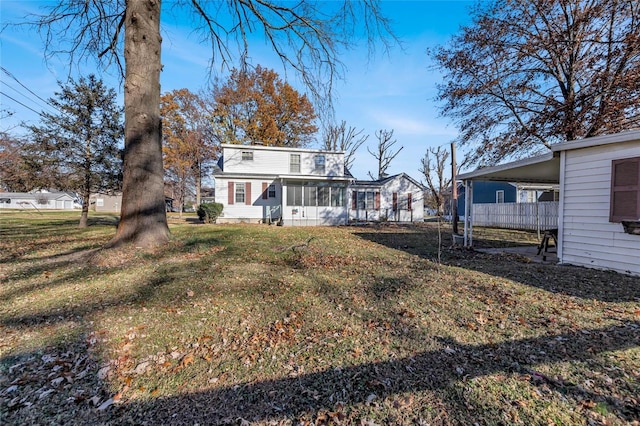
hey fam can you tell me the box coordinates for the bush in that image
[197,202,223,223]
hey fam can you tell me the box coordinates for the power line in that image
[0,66,60,113]
[0,91,44,117]
[1,80,56,116]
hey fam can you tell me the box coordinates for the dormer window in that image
[290,154,301,173]
[315,155,326,173]
[242,151,253,161]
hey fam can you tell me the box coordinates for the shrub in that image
[197,202,223,223]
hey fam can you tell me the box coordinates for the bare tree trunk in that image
[79,189,90,228]
[195,166,202,207]
[110,0,169,248]
[79,140,91,228]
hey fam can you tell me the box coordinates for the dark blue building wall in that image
[458,181,516,213]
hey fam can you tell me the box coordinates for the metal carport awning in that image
[457,152,561,247]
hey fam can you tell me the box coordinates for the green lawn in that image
[1,211,638,425]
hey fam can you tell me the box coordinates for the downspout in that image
[557,152,566,264]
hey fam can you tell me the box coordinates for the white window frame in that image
[268,184,276,198]
[496,190,505,203]
[241,151,253,161]
[290,154,301,173]
[235,183,246,204]
[314,155,326,173]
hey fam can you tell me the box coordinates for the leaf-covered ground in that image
[1,212,638,425]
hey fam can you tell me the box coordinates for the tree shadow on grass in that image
[100,323,640,424]
[2,317,638,425]
[2,224,638,424]
[354,229,640,303]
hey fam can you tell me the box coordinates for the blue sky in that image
[0,1,474,182]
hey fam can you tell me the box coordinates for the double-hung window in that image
[314,155,325,173]
[241,151,253,161]
[235,183,245,204]
[290,154,301,173]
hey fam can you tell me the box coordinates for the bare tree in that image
[0,132,31,192]
[419,146,451,217]
[367,129,403,180]
[28,0,396,248]
[419,145,470,215]
[433,0,640,165]
[321,120,368,170]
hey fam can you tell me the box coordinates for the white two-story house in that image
[214,144,352,226]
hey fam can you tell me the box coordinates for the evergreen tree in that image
[27,75,123,228]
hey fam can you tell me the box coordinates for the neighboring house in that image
[90,193,122,212]
[0,191,77,210]
[457,181,517,213]
[454,181,559,230]
[459,130,640,276]
[350,173,425,222]
[457,181,556,212]
[90,193,174,213]
[214,144,352,226]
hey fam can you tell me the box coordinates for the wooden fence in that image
[471,201,559,231]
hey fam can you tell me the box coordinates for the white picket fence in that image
[471,201,559,231]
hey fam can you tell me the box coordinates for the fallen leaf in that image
[97,398,114,411]
[134,361,150,375]
[50,377,65,387]
[366,393,377,405]
[39,389,55,399]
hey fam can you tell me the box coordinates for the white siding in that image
[215,144,349,225]
[0,193,75,210]
[560,140,640,275]
[215,177,282,223]
[381,176,424,222]
[349,175,424,222]
[222,145,345,177]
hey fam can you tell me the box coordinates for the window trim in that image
[353,190,380,210]
[314,154,326,173]
[235,182,246,204]
[610,156,640,223]
[496,190,505,204]
[268,184,276,198]
[290,154,301,174]
[241,151,253,161]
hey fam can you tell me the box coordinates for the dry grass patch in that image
[1,213,638,425]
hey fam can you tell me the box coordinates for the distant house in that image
[214,144,352,226]
[349,173,425,222]
[457,181,517,213]
[0,191,77,210]
[90,193,122,212]
[89,193,174,213]
[457,181,557,212]
[459,130,640,276]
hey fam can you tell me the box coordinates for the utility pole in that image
[451,142,459,235]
